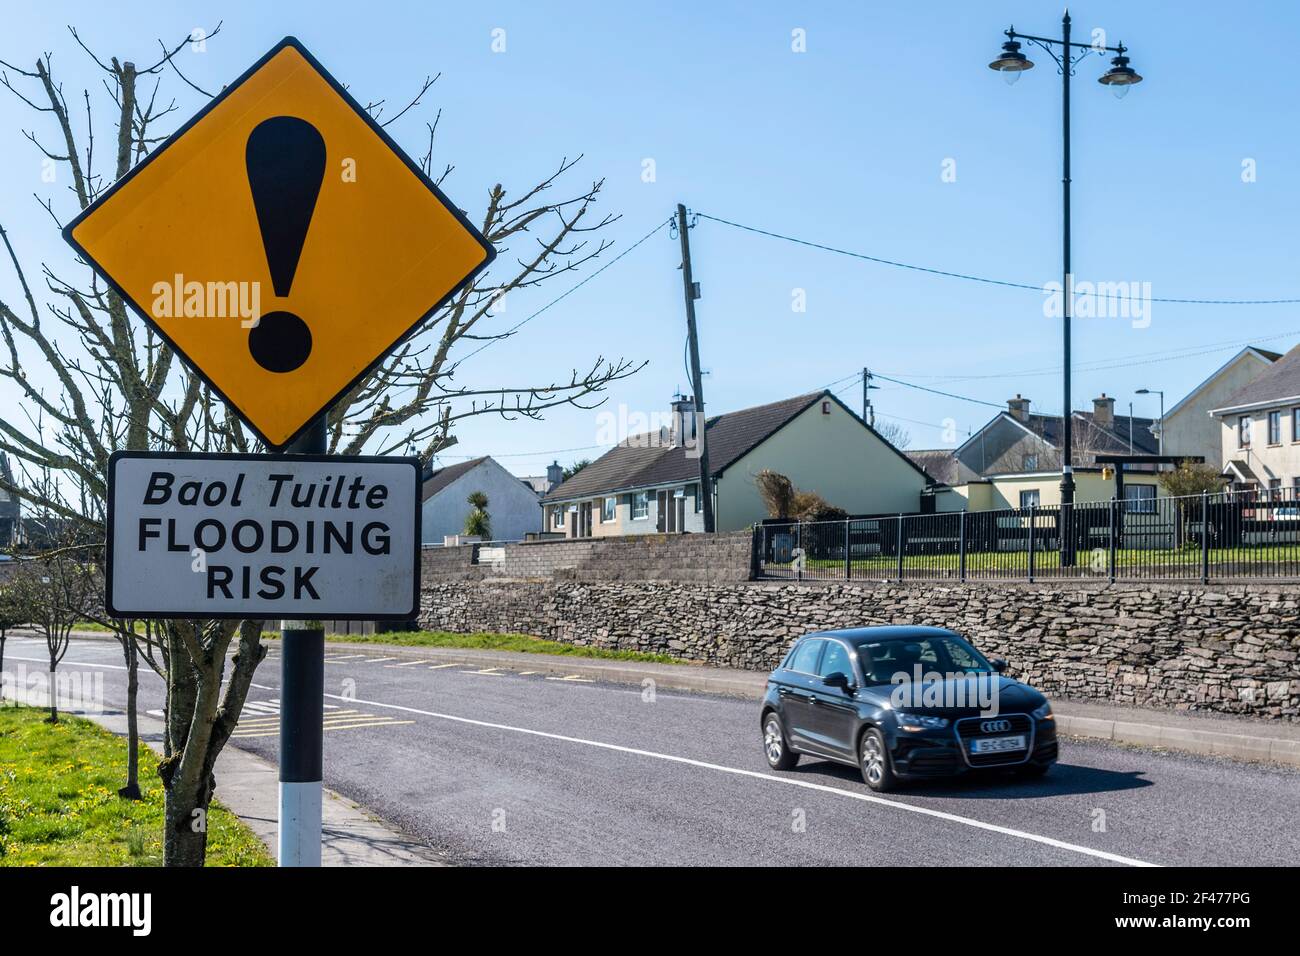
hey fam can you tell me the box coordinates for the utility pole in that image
[676,203,714,533]
[862,367,875,426]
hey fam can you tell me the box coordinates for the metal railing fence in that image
[754,486,1300,583]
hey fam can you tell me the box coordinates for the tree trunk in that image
[160,624,223,867]
[0,633,6,700]
[119,635,142,800]
[47,662,58,723]
[161,769,213,867]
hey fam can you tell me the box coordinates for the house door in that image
[580,501,592,537]
[656,490,685,533]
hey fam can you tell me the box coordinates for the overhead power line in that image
[457,216,674,364]
[696,212,1300,306]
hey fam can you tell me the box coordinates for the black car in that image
[759,626,1057,791]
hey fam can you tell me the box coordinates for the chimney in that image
[1007,394,1030,422]
[545,460,563,491]
[1093,393,1115,427]
[670,393,696,446]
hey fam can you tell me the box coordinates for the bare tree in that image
[875,420,911,450]
[0,26,643,864]
[8,517,96,722]
[0,577,27,700]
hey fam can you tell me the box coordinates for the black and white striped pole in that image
[278,415,327,866]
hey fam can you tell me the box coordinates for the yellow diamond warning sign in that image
[63,37,495,449]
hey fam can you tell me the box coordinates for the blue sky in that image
[4,1,1300,476]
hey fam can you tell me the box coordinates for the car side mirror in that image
[992,659,1008,673]
[822,671,852,690]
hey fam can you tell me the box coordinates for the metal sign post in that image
[278,416,325,867]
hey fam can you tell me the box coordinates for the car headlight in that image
[896,713,949,732]
[1032,701,1054,721]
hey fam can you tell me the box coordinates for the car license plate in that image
[971,735,1025,754]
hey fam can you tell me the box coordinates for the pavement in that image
[5,630,1299,866]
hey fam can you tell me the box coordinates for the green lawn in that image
[263,629,684,664]
[0,705,272,866]
[767,544,1300,576]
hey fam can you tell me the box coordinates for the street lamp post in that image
[988,10,1143,567]
[1136,388,1165,454]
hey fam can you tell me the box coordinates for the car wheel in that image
[762,713,799,770]
[859,727,898,792]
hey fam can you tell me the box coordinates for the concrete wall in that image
[715,399,927,530]
[422,457,541,543]
[419,532,1300,720]
[1164,349,1273,467]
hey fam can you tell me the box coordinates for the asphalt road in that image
[7,634,1299,866]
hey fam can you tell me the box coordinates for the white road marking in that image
[323,692,1157,868]
[546,675,594,683]
[385,660,433,668]
[518,671,539,676]
[6,655,130,671]
[364,657,397,663]
[464,668,505,676]
[427,663,459,670]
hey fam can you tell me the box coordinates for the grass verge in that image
[0,705,273,866]
[264,629,685,665]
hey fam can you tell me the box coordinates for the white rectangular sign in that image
[106,452,421,619]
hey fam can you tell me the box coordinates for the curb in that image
[1054,714,1300,768]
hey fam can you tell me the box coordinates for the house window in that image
[1268,478,1282,501]
[1293,408,1300,443]
[690,483,701,513]
[1124,484,1157,513]
[631,491,649,520]
[821,401,831,415]
[1022,454,1038,471]
[1268,410,1282,445]
[551,506,566,529]
[1239,416,1252,448]
[601,497,616,522]
[1019,489,1040,509]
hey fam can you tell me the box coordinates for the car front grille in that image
[954,714,1034,767]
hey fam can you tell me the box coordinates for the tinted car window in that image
[789,639,824,674]
[818,641,851,679]
[859,635,993,684]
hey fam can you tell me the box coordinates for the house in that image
[0,453,19,548]
[1161,345,1281,465]
[420,456,546,544]
[541,390,933,537]
[1210,343,1300,496]
[910,394,1161,512]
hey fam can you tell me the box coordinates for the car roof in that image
[802,625,961,645]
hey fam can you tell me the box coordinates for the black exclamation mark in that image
[245,116,326,373]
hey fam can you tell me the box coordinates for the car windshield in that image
[856,635,993,686]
